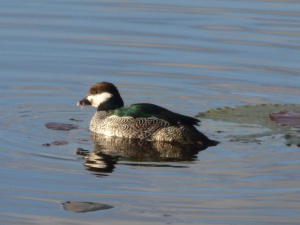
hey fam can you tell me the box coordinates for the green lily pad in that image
[197,104,300,146]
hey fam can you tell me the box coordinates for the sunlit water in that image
[1,0,300,224]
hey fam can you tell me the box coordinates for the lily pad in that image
[52,141,68,145]
[42,141,68,146]
[197,104,300,146]
[45,122,78,131]
[269,110,300,128]
[62,201,113,213]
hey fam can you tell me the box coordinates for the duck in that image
[77,82,218,146]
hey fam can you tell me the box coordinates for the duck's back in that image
[90,110,170,140]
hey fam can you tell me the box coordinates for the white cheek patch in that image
[87,92,113,107]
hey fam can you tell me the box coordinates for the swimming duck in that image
[77,82,218,146]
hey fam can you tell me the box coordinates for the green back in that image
[112,103,199,126]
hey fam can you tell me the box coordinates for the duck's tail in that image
[194,130,219,147]
[205,139,219,147]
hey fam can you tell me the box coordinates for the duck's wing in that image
[112,103,200,126]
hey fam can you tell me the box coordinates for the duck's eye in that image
[91,91,98,95]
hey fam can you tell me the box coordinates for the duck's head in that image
[77,82,124,110]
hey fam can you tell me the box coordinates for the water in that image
[1,0,300,224]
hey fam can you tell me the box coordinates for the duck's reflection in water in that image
[76,147,118,177]
[76,132,216,177]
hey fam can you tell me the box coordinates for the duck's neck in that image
[97,95,124,111]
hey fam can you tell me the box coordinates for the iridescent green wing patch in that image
[113,103,199,126]
[197,104,300,146]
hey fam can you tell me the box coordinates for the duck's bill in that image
[77,97,91,106]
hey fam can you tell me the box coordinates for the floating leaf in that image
[269,110,300,128]
[45,122,78,131]
[52,141,68,145]
[197,104,300,146]
[42,141,69,146]
[62,201,113,213]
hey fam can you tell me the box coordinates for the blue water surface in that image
[1,0,300,224]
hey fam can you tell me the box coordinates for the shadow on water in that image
[76,132,217,177]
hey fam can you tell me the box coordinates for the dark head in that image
[77,82,124,110]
